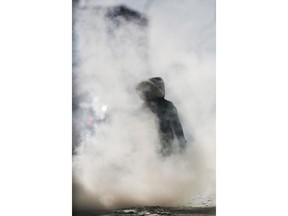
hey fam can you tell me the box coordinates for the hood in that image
[136,77,165,100]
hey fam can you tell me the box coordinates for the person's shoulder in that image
[161,99,176,110]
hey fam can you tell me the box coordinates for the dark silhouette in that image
[136,77,186,156]
[106,5,148,27]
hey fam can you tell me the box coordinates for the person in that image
[136,77,187,156]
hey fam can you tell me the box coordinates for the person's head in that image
[136,77,165,101]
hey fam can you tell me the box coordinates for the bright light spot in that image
[101,105,108,112]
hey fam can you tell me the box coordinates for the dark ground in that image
[73,206,216,216]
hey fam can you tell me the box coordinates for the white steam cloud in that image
[73,0,215,210]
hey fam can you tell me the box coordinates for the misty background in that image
[72,0,215,210]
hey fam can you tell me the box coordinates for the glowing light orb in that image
[101,105,108,112]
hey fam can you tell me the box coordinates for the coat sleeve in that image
[169,104,187,149]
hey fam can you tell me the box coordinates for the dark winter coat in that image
[136,77,186,156]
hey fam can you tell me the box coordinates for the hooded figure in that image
[136,77,187,156]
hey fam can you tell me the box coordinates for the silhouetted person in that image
[136,77,186,156]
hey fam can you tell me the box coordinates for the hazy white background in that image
[73,0,215,209]
[1,0,288,216]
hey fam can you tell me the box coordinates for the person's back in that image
[136,77,186,156]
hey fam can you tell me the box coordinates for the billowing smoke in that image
[72,0,215,210]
